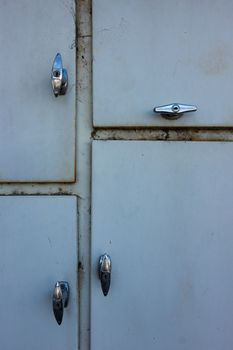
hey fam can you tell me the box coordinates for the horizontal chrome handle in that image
[154,103,197,120]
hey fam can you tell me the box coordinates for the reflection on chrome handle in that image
[154,103,197,120]
[99,254,112,296]
[52,281,69,325]
[51,53,68,97]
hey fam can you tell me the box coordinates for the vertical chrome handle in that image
[51,53,68,97]
[52,281,69,325]
[99,254,111,296]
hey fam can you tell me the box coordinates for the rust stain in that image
[7,190,73,196]
[0,178,76,184]
[92,127,233,142]
[78,261,84,271]
[77,0,91,38]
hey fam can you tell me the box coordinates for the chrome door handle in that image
[52,281,69,325]
[154,103,197,120]
[51,53,68,97]
[99,254,111,296]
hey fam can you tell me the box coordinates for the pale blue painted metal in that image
[92,141,233,350]
[0,1,76,181]
[93,0,233,126]
[0,196,78,350]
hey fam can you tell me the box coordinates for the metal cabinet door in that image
[92,141,233,350]
[0,196,77,350]
[93,1,233,127]
[0,1,75,182]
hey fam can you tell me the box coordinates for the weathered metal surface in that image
[0,1,76,182]
[0,2,93,349]
[75,2,93,350]
[93,128,233,142]
[0,2,233,350]
[92,140,233,350]
[0,196,78,349]
[93,0,233,127]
